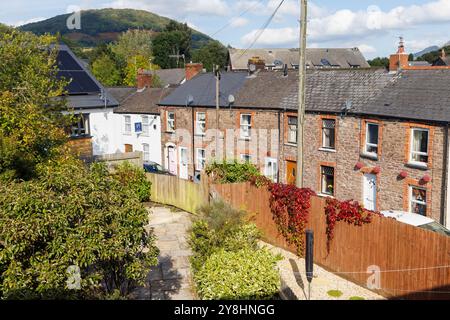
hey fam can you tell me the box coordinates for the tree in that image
[110,29,153,66]
[152,22,192,69]
[367,57,390,68]
[408,53,415,61]
[123,55,160,86]
[0,158,159,299]
[0,28,71,181]
[92,54,122,86]
[192,41,228,72]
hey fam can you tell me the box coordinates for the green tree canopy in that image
[0,29,71,180]
[367,57,390,68]
[192,41,228,72]
[92,54,122,86]
[110,29,153,66]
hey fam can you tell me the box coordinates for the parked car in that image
[143,161,174,176]
[380,210,450,237]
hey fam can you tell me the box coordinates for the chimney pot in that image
[185,63,203,81]
[136,69,152,90]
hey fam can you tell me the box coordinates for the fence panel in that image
[212,182,450,299]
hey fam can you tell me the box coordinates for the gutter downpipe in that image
[443,124,450,228]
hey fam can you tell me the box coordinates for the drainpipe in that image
[191,107,195,181]
[278,110,281,183]
[442,124,450,227]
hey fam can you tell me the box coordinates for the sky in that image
[1,0,450,59]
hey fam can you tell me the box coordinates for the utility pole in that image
[215,65,221,159]
[296,0,308,188]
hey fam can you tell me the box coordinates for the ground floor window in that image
[320,166,335,196]
[410,186,427,216]
[240,154,251,163]
[196,148,206,171]
[265,158,278,182]
[71,114,89,137]
[143,143,150,162]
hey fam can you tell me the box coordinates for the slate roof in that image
[228,48,370,70]
[153,68,186,86]
[234,69,393,113]
[109,87,174,115]
[159,72,248,107]
[359,69,450,123]
[56,44,119,109]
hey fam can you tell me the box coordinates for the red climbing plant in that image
[268,183,316,256]
[324,198,380,252]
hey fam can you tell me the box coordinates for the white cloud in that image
[230,17,249,28]
[241,27,297,46]
[12,17,46,27]
[103,0,230,18]
[357,44,377,55]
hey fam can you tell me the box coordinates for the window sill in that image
[239,137,251,141]
[165,131,175,134]
[405,162,429,170]
[70,134,92,139]
[319,148,336,153]
[318,193,335,199]
[195,133,206,137]
[285,142,297,147]
[123,132,132,136]
[360,152,378,161]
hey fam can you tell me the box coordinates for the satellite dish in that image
[274,59,284,67]
[186,94,194,106]
[228,94,235,105]
[248,64,256,72]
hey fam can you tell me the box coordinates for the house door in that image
[167,146,177,175]
[286,161,297,185]
[124,144,133,153]
[363,174,377,211]
[179,147,188,180]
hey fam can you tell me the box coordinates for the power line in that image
[209,0,267,38]
[234,0,286,63]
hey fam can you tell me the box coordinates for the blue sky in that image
[1,0,450,59]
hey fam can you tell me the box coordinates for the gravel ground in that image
[261,241,385,300]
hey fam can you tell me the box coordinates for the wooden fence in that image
[146,173,209,214]
[212,182,450,300]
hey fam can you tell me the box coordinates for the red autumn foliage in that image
[268,183,316,256]
[324,198,380,253]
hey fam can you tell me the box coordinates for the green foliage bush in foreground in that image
[113,161,151,202]
[205,160,262,184]
[189,200,281,300]
[0,158,159,299]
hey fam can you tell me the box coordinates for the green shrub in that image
[195,248,280,300]
[327,290,343,298]
[205,160,261,184]
[113,161,151,202]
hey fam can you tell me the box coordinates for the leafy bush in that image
[113,161,151,202]
[327,290,343,298]
[205,160,262,184]
[0,158,159,299]
[189,200,280,299]
[194,248,280,300]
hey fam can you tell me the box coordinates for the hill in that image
[19,8,214,49]
[413,45,439,59]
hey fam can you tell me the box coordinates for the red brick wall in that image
[185,63,203,81]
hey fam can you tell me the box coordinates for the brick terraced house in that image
[157,62,450,227]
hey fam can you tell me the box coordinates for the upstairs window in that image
[142,116,149,136]
[410,128,429,165]
[166,111,175,132]
[71,114,89,137]
[320,166,335,196]
[124,115,131,134]
[240,114,252,139]
[196,112,206,135]
[287,116,297,144]
[410,186,427,216]
[365,123,379,156]
[322,119,336,150]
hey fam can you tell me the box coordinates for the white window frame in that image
[287,116,297,144]
[196,148,206,171]
[322,119,336,150]
[71,114,89,137]
[240,154,252,163]
[142,143,150,162]
[195,112,206,136]
[409,186,427,216]
[124,115,131,134]
[320,166,335,196]
[365,122,379,156]
[166,111,175,132]
[142,116,149,136]
[240,114,252,139]
[409,128,429,166]
[264,158,278,182]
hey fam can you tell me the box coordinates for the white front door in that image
[363,174,377,211]
[167,146,177,175]
[179,147,188,180]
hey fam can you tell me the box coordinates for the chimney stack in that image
[441,49,446,59]
[389,37,409,72]
[185,63,203,81]
[137,69,153,90]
